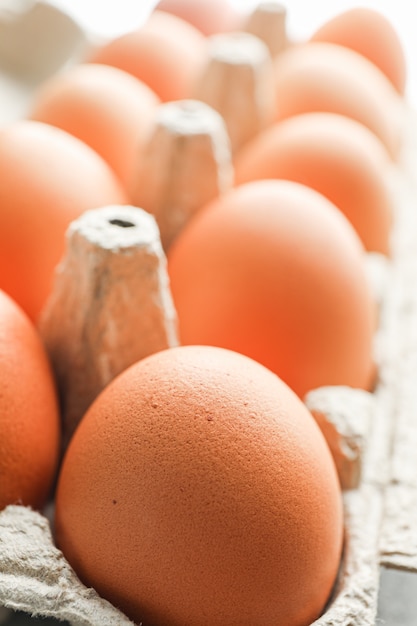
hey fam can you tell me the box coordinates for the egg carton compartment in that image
[1,2,417,625]
[0,223,401,626]
[0,229,401,626]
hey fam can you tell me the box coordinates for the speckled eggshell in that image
[234,112,394,254]
[55,345,343,626]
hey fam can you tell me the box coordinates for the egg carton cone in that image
[131,98,234,252]
[38,205,179,449]
[1,3,417,625]
[241,1,289,57]
[192,30,276,154]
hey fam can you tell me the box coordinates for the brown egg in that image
[273,42,403,159]
[55,345,343,626]
[0,289,60,511]
[89,10,207,102]
[29,63,160,192]
[168,180,376,398]
[0,120,128,322]
[310,7,407,94]
[155,0,239,35]
[234,112,394,254]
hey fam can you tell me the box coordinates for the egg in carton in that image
[0,1,416,625]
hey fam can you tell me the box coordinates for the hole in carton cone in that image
[109,218,135,228]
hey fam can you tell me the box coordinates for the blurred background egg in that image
[0,120,127,322]
[28,63,160,193]
[234,112,394,254]
[88,10,207,102]
[310,7,406,94]
[0,289,59,511]
[155,0,239,36]
[273,41,403,159]
[56,345,343,626]
[168,180,376,398]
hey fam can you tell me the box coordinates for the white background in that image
[49,0,417,104]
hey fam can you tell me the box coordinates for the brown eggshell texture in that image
[0,120,127,322]
[155,0,239,35]
[168,180,376,398]
[273,42,403,159]
[55,345,343,626]
[0,289,60,510]
[88,11,207,103]
[29,63,160,193]
[310,7,407,94]
[234,112,394,254]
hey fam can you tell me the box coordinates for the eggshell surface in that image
[89,11,207,102]
[0,289,59,510]
[0,120,128,322]
[168,180,376,398]
[273,42,402,159]
[235,112,394,254]
[29,63,160,192]
[55,345,343,626]
[310,7,407,94]
[155,0,239,35]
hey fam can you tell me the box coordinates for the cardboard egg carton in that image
[0,0,87,124]
[0,0,86,81]
[1,1,417,624]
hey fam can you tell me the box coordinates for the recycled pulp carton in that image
[1,2,417,625]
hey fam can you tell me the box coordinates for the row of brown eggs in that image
[0,2,407,625]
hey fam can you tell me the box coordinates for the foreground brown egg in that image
[310,7,407,94]
[234,112,394,254]
[55,345,343,626]
[273,42,402,159]
[89,11,207,102]
[168,180,376,398]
